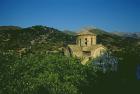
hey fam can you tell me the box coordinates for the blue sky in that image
[0,0,140,32]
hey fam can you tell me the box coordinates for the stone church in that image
[64,29,106,64]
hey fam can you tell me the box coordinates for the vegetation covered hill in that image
[111,31,140,38]
[0,25,75,55]
[0,26,22,30]
[0,25,140,94]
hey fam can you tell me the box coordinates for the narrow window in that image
[85,38,87,46]
[80,39,81,46]
[91,38,93,45]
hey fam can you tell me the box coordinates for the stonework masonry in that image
[64,30,106,64]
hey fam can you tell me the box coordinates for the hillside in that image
[111,31,140,38]
[0,25,75,56]
[0,26,22,30]
[0,25,140,94]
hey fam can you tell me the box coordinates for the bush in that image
[0,53,97,94]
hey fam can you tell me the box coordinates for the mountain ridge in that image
[111,31,140,38]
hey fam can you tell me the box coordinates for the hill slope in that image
[111,31,140,38]
[0,25,75,56]
[0,25,140,94]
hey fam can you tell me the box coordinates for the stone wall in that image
[76,35,96,46]
[64,30,107,64]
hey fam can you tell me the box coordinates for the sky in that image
[0,0,140,32]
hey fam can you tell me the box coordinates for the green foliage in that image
[0,53,97,94]
[0,25,75,52]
